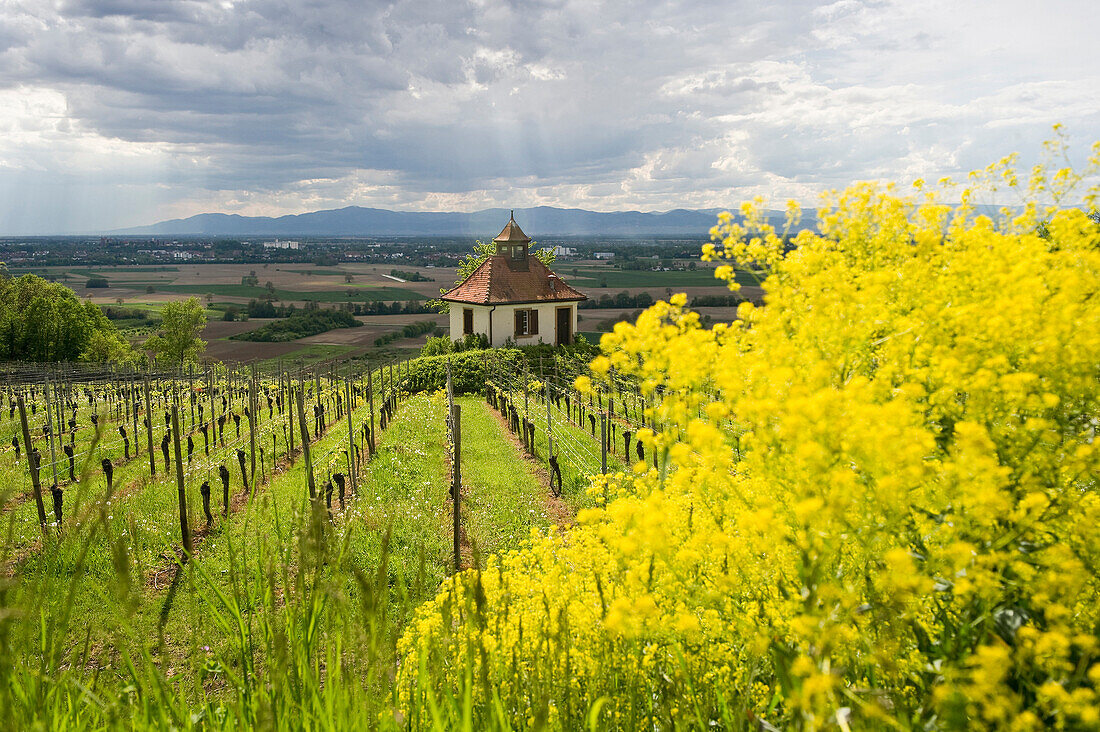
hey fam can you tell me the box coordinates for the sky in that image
[0,0,1097,234]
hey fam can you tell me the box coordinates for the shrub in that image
[85,277,109,288]
[232,308,360,342]
[401,348,524,394]
[373,320,438,347]
[420,333,489,357]
[419,335,453,357]
[247,299,279,318]
[391,269,435,282]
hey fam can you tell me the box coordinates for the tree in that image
[144,297,207,365]
[0,272,131,362]
[82,329,132,363]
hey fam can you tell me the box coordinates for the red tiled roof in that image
[441,255,587,305]
[493,215,531,243]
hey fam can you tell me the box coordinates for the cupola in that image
[493,210,531,262]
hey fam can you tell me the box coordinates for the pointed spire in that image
[494,211,531,244]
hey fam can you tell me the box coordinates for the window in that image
[514,308,539,337]
[463,308,474,335]
[511,245,524,260]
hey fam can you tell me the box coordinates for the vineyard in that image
[0,347,655,728]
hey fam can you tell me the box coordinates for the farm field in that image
[13,259,751,363]
[199,312,449,365]
[16,263,444,304]
[564,264,761,288]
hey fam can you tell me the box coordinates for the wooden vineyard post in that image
[143,375,156,477]
[379,364,385,418]
[249,366,257,489]
[446,359,454,414]
[295,386,317,500]
[131,375,139,458]
[367,369,376,456]
[189,364,196,429]
[545,380,553,460]
[43,377,60,490]
[344,376,356,488]
[286,371,294,455]
[206,367,215,452]
[451,403,462,573]
[600,413,608,475]
[17,394,49,535]
[171,405,192,555]
[54,378,64,442]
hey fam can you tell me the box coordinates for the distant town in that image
[0,234,713,269]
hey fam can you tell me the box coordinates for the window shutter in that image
[530,309,538,335]
[515,309,523,336]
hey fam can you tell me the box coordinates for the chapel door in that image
[556,306,572,346]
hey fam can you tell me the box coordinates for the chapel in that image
[441,213,587,346]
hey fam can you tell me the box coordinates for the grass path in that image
[454,396,563,561]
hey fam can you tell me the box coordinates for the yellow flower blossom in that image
[397,132,1100,730]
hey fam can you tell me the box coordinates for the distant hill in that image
[112,205,798,238]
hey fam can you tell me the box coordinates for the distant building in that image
[593,251,614,259]
[262,239,300,250]
[172,251,194,260]
[441,213,587,347]
[549,245,577,257]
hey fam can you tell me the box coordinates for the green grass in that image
[569,266,762,288]
[456,397,552,555]
[82,267,181,275]
[0,374,403,724]
[253,343,357,369]
[105,301,222,320]
[278,268,354,277]
[149,284,424,302]
[0,358,598,729]
[483,373,628,514]
[11,267,181,278]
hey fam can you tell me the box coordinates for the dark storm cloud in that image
[0,0,1096,232]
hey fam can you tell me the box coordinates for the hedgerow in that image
[232,308,361,342]
[403,348,525,394]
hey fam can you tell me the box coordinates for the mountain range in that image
[112,205,783,238]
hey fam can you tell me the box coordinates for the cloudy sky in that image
[1,0,1097,233]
